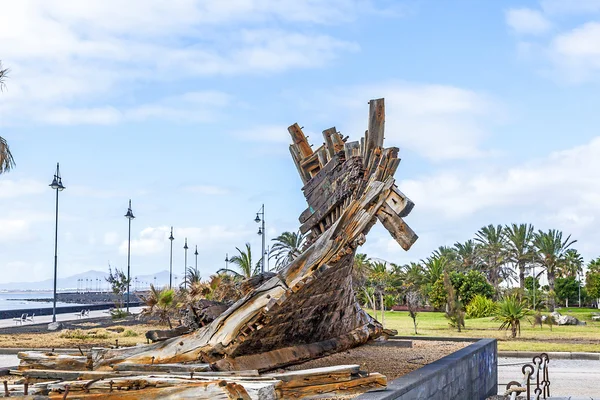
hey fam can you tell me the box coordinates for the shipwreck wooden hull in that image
[24,99,418,389]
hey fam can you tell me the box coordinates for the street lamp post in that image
[255,204,266,274]
[194,245,198,273]
[49,163,65,324]
[168,227,174,289]
[124,200,135,313]
[225,254,229,274]
[183,238,189,289]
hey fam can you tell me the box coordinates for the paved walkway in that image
[0,307,144,329]
[498,357,600,397]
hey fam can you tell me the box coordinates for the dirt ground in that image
[285,339,471,380]
[0,315,162,349]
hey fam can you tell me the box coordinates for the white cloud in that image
[549,22,600,82]
[0,219,33,241]
[505,8,551,35]
[0,179,45,198]
[104,232,119,246]
[0,0,367,126]
[403,137,600,224]
[327,82,501,161]
[118,225,252,256]
[541,0,600,15]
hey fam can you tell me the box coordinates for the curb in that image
[499,351,600,360]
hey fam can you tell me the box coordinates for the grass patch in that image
[123,329,138,337]
[60,329,110,340]
[369,308,600,353]
[0,324,161,348]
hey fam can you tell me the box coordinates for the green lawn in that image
[367,308,600,353]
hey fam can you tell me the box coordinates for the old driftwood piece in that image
[6,365,385,399]
[83,98,416,373]
[145,325,190,343]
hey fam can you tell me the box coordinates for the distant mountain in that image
[0,269,176,292]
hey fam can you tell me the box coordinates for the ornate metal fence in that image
[505,353,550,399]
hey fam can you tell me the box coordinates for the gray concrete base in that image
[358,339,497,400]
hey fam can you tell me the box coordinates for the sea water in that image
[0,292,86,311]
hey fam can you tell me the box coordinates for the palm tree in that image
[403,262,424,288]
[140,285,176,328]
[504,223,535,291]
[533,229,577,311]
[453,240,480,272]
[270,231,306,270]
[475,224,508,292]
[0,61,15,174]
[495,295,528,338]
[561,249,583,278]
[228,243,258,278]
[369,261,390,326]
[185,267,202,286]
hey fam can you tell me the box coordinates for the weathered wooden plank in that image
[281,372,387,399]
[146,326,190,343]
[18,352,90,371]
[17,369,141,381]
[290,144,310,184]
[112,363,211,373]
[288,123,313,159]
[265,365,360,388]
[385,185,414,218]
[330,130,345,154]
[300,151,321,178]
[322,127,336,159]
[316,145,328,167]
[344,141,361,159]
[376,201,418,250]
[212,325,374,372]
[365,98,385,166]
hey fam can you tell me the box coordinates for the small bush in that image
[123,329,138,337]
[110,308,129,320]
[59,329,110,340]
[466,295,497,319]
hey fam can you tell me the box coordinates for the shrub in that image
[123,329,138,337]
[110,308,129,320]
[60,329,110,340]
[466,295,497,319]
[495,295,529,338]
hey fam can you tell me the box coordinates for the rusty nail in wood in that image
[78,345,84,356]
[23,383,28,395]
[190,371,194,379]
[3,380,8,397]
[151,356,155,365]
[62,385,70,399]
[109,380,114,392]
[115,339,119,349]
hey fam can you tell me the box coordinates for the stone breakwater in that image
[10,292,145,305]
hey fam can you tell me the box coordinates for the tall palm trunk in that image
[547,272,556,311]
[518,262,526,291]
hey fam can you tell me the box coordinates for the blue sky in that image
[1,0,600,285]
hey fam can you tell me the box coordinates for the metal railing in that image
[505,353,550,399]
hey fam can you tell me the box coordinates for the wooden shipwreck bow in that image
[86,98,418,372]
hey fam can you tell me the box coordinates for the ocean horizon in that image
[0,291,90,311]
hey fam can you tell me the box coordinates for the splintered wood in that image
[10,98,416,399]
